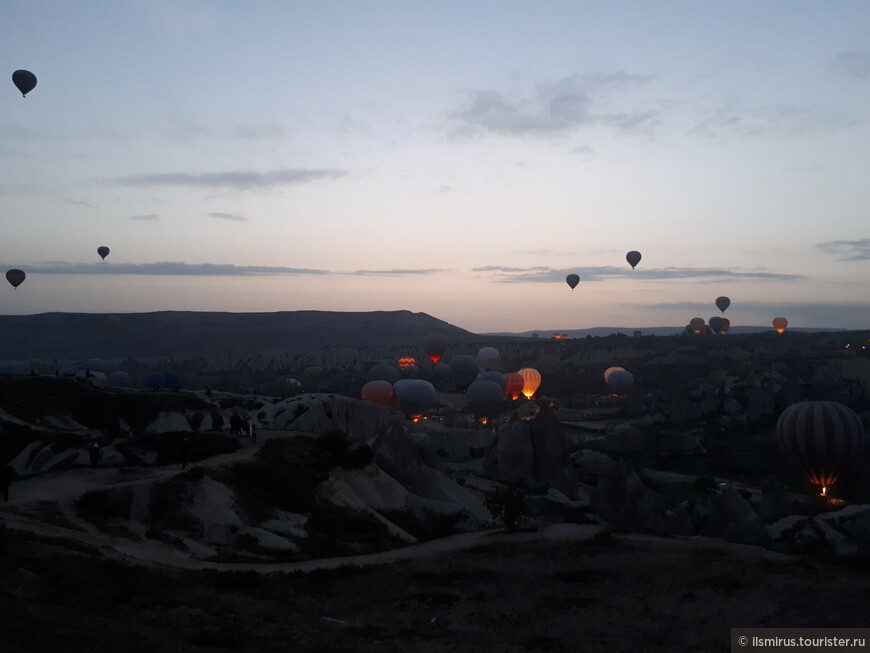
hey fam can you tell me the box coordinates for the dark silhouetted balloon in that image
[776,401,865,494]
[12,70,36,97]
[626,251,641,269]
[368,363,399,384]
[395,379,436,416]
[607,369,634,394]
[97,246,110,260]
[566,274,579,290]
[715,296,730,313]
[603,366,625,383]
[361,380,394,408]
[773,317,788,333]
[422,333,448,363]
[477,370,507,390]
[689,317,705,334]
[477,346,500,370]
[5,269,25,288]
[450,354,480,390]
[709,316,725,334]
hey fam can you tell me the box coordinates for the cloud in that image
[475,266,803,283]
[353,268,446,276]
[130,213,160,221]
[449,72,657,137]
[689,104,865,139]
[208,212,248,222]
[832,50,870,80]
[108,167,347,190]
[18,262,329,276]
[572,145,597,156]
[63,198,94,208]
[815,239,870,261]
[233,124,285,140]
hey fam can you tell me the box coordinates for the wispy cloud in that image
[353,268,445,276]
[449,72,658,137]
[815,239,870,261]
[832,50,870,80]
[63,198,94,208]
[208,212,248,222]
[689,104,865,139]
[475,266,803,283]
[17,262,329,276]
[108,168,347,190]
[130,213,160,221]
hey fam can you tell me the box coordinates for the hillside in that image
[0,310,480,360]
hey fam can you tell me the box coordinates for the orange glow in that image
[820,486,827,497]
[479,417,489,425]
[517,367,541,399]
[397,357,417,369]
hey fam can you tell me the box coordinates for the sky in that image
[1,1,867,333]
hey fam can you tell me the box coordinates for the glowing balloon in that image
[776,401,865,495]
[721,318,730,334]
[566,274,580,290]
[603,366,625,383]
[422,333,448,364]
[689,317,706,334]
[503,372,524,399]
[97,246,110,260]
[5,269,25,288]
[361,380,394,408]
[12,70,36,97]
[517,367,541,399]
[773,317,788,334]
[715,296,730,313]
[626,251,641,269]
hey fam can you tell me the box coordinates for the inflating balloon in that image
[517,367,541,399]
[422,333,448,364]
[361,380,394,408]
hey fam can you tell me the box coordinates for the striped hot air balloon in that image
[776,401,865,496]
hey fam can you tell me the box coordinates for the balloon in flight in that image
[565,274,579,290]
[626,251,642,269]
[715,296,730,313]
[12,70,36,97]
[772,317,788,334]
[776,401,865,495]
[5,269,25,289]
[97,246,110,260]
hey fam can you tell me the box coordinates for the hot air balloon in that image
[12,70,36,97]
[361,380,394,408]
[709,316,725,334]
[368,363,399,384]
[776,401,865,496]
[97,246,110,260]
[422,333,448,364]
[477,370,507,391]
[689,317,706,334]
[477,346,500,370]
[773,317,788,334]
[715,296,730,313]
[5,269,25,289]
[607,369,634,395]
[517,367,541,399]
[503,372,525,399]
[450,354,480,390]
[603,366,625,383]
[721,318,730,334]
[394,379,436,418]
[566,274,579,290]
[466,379,504,418]
[626,251,641,269]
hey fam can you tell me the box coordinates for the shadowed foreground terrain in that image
[2,525,869,652]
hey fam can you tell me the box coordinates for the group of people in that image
[229,413,257,442]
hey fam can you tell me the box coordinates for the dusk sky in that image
[1,1,867,333]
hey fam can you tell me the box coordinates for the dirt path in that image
[0,429,601,574]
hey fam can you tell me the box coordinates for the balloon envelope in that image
[97,246,110,260]
[450,354,480,390]
[5,269,25,288]
[773,317,788,333]
[395,379,436,416]
[361,380,394,408]
[12,70,36,96]
[565,274,579,290]
[626,251,641,269]
[517,367,541,399]
[422,333,448,363]
[689,317,705,334]
[776,401,865,492]
[477,346,500,370]
[368,363,399,384]
[715,296,730,313]
[607,369,634,394]
[477,370,507,390]
[503,372,524,398]
[603,366,625,383]
[709,316,725,334]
